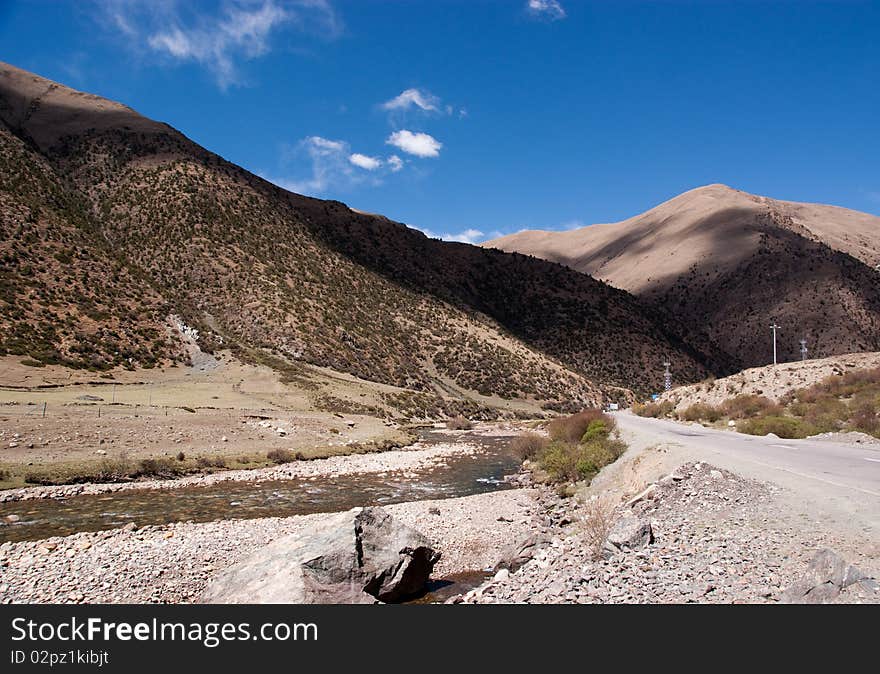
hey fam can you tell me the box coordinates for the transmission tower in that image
[800,339,808,361]
[663,361,672,391]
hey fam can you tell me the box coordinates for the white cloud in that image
[387,155,404,172]
[443,228,485,244]
[381,88,440,113]
[349,153,382,170]
[386,130,442,158]
[98,0,341,89]
[526,0,566,21]
[413,227,486,244]
[272,136,407,196]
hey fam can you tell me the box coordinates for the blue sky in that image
[1,1,878,242]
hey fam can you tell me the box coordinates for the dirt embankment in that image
[659,351,880,411]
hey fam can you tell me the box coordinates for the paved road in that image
[614,412,880,498]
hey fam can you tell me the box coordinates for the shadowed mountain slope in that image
[486,184,880,368]
[0,62,715,406]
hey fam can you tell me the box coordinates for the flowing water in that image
[0,429,521,544]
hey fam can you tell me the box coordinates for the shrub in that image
[176,451,186,462]
[446,415,473,430]
[195,455,227,469]
[721,394,780,419]
[632,401,674,418]
[679,403,722,422]
[537,440,581,483]
[849,403,880,436]
[266,448,302,464]
[548,409,610,443]
[137,457,185,477]
[737,416,811,439]
[581,496,616,561]
[510,432,546,460]
[581,419,611,443]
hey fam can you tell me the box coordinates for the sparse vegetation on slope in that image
[648,367,880,439]
[0,62,713,408]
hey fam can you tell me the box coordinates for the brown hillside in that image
[0,62,713,405]
[485,184,880,368]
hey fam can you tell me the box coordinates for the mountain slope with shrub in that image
[0,62,713,405]
[485,184,880,369]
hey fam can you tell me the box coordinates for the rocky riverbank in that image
[0,488,539,603]
[0,433,481,503]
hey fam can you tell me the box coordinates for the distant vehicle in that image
[605,402,619,412]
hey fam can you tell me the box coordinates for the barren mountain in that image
[0,62,713,409]
[486,184,880,369]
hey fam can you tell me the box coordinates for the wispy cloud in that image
[95,0,341,88]
[387,154,404,172]
[386,130,442,158]
[526,0,566,21]
[381,88,441,113]
[271,136,405,196]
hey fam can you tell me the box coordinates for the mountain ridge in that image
[0,62,716,409]
[484,183,880,369]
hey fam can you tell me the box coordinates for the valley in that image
[0,62,878,606]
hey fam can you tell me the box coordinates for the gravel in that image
[456,462,880,604]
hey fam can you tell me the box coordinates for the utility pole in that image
[800,338,808,361]
[769,323,780,365]
[663,361,672,392]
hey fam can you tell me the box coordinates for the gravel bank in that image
[0,489,538,604]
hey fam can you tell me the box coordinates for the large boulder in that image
[779,548,878,604]
[200,507,440,604]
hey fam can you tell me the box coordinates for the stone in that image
[200,506,439,604]
[607,517,654,550]
[780,549,875,604]
[493,568,510,582]
[4,514,21,523]
[493,532,551,572]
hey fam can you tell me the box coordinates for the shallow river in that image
[0,429,521,544]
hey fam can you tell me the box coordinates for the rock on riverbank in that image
[0,489,538,604]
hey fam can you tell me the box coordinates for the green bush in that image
[580,419,610,442]
[548,409,611,443]
[679,403,722,422]
[737,416,812,439]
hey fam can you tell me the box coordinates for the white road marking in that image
[864,457,880,464]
